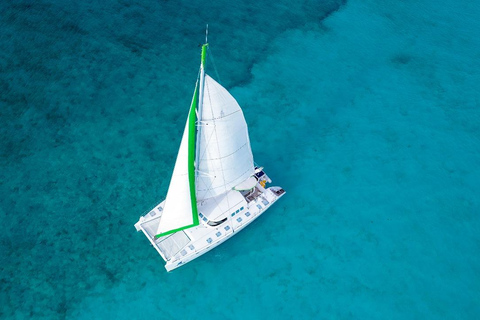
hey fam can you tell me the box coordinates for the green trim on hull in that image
[154,82,200,239]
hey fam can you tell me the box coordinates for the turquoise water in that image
[1,0,479,318]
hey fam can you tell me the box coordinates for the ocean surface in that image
[1,0,479,319]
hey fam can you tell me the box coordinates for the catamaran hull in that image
[167,187,284,271]
[135,184,285,271]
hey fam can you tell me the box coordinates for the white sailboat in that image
[134,36,285,271]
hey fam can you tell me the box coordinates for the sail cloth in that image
[196,75,255,200]
[233,176,257,191]
[156,86,199,238]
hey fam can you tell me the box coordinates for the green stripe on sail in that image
[154,83,200,240]
[188,83,200,227]
[201,44,208,68]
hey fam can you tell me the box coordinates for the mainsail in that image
[195,75,255,200]
[155,84,199,237]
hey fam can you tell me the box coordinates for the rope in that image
[207,46,222,84]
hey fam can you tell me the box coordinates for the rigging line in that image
[205,24,208,44]
[200,109,241,121]
[210,191,223,219]
[194,67,202,123]
[198,129,215,165]
[207,46,222,85]
[196,170,217,200]
[197,174,217,198]
[197,166,218,201]
[205,143,248,160]
[196,170,216,178]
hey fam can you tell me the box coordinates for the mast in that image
[195,26,208,175]
[198,44,208,124]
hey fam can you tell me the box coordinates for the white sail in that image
[156,105,198,236]
[196,75,255,200]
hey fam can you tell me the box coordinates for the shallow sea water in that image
[1,0,479,319]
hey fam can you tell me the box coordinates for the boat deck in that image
[135,179,285,271]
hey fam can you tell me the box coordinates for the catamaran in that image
[134,35,285,271]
